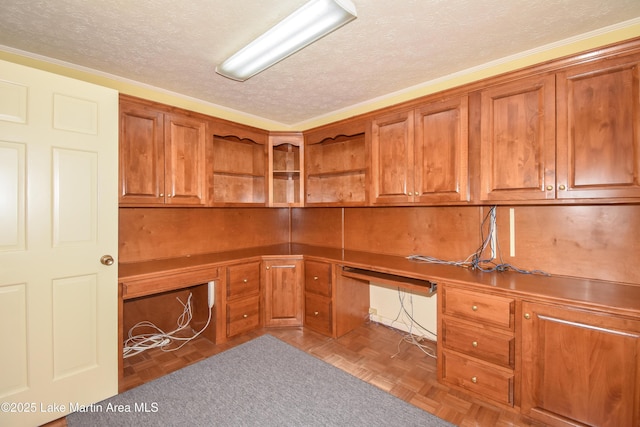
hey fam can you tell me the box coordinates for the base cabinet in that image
[439,282,640,427]
[263,258,304,327]
[225,261,262,338]
[438,284,516,407]
[303,260,370,338]
[303,260,333,335]
[521,301,640,427]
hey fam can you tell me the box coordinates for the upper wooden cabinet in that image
[371,109,414,204]
[268,132,304,207]
[304,118,369,206]
[206,120,268,206]
[480,50,640,203]
[556,54,640,200]
[414,97,469,204]
[372,95,470,205]
[119,96,206,206]
[479,75,556,202]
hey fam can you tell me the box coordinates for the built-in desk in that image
[119,243,640,424]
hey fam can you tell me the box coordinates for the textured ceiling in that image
[1,0,640,127]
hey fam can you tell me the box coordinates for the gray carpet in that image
[67,335,455,426]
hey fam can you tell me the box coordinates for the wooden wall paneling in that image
[290,207,343,248]
[494,205,640,285]
[118,207,289,262]
[343,206,483,260]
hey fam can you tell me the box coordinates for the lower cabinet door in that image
[264,259,304,327]
[521,301,640,427]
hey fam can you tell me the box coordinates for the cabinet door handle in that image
[243,314,248,318]
[472,305,478,311]
[524,313,531,320]
[546,185,554,191]
[471,376,478,384]
[313,276,319,280]
[314,311,319,316]
[558,184,566,190]
[472,341,478,348]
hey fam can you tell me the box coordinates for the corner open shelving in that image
[268,132,304,207]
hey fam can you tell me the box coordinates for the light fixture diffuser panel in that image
[216,0,357,81]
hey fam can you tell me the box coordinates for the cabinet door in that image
[119,101,165,204]
[521,301,640,427]
[263,259,303,327]
[371,109,414,204]
[164,113,206,205]
[556,56,640,200]
[414,96,469,203]
[480,75,556,201]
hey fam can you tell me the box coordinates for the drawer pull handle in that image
[314,311,319,316]
[472,305,478,311]
[471,376,478,384]
[243,314,248,318]
[472,341,478,348]
[524,313,531,320]
[243,279,248,283]
[313,276,319,280]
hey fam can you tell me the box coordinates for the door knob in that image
[100,255,115,266]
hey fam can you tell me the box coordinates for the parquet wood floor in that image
[51,322,548,426]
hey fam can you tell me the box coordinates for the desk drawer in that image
[305,260,332,297]
[442,287,515,330]
[442,351,514,406]
[227,295,260,337]
[121,266,219,299]
[304,293,332,336]
[442,319,514,368]
[227,261,261,300]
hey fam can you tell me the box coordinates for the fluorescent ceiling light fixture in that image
[216,0,357,81]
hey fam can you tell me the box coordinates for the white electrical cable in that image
[385,290,437,359]
[123,292,212,358]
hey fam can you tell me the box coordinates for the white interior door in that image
[0,59,119,427]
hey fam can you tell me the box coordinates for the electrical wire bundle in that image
[407,206,549,276]
[384,290,437,359]
[123,292,212,358]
